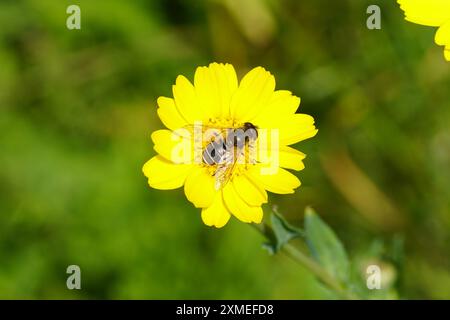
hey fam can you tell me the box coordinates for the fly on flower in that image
[398,0,450,61]
[143,63,317,228]
[198,122,259,190]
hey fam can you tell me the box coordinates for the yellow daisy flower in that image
[398,0,450,61]
[142,63,317,228]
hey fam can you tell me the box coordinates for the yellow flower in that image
[143,63,317,228]
[398,0,450,61]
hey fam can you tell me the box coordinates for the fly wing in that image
[213,146,248,190]
[214,148,238,190]
[247,139,257,164]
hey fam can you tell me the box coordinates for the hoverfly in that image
[175,122,259,190]
[203,122,258,190]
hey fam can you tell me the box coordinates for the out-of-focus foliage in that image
[264,208,397,299]
[0,0,449,299]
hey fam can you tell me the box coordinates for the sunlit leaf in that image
[262,210,304,254]
[304,207,350,285]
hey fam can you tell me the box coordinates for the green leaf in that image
[262,210,304,254]
[304,207,350,285]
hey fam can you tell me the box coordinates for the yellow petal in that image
[201,192,231,228]
[230,67,275,122]
[435,20,450,45]
[184,167,216,208]
[151,129,193,164]
[278,114,318,145]
[435,21,450,60]
[172,75,204,123]
[279,146,306,171]
[257,145,306,171]
[223,183,263,223]
[250,90,300,126]
[142,156,193,190]
[256,114,317,147]
[247,164,301,194]
[233,174,268,206]
[194,63,238,119]
[156,97,187,131]
[398,0,450,27]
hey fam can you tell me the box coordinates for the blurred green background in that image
[1,0,450,299]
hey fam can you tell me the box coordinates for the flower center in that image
[198,118,258,188]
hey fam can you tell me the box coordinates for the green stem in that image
[253,223,358,300]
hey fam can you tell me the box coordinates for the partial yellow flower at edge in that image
[398,0,450,61]
[142,63,317,228]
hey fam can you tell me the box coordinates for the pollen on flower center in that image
[206,117,237,128]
